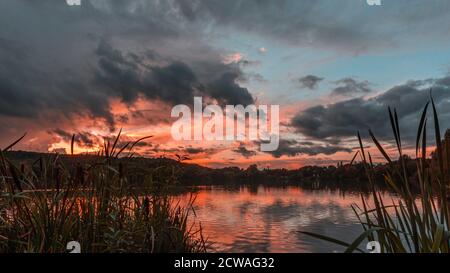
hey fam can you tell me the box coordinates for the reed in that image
[0,132,205,253]
[301,94,450,253]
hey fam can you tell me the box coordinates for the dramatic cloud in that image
[94,41,198,105]
[233,144,257,159]
[186,147,206,154]
[291,75,450,144]
[2,0,450,167]
[258,139,351,158]
[298,75,324,90]
[331,78,372,96]
[0,37,115,125]
[207,72,254,105]
[52,129,99,149]
[173,0,450,54]
[0,1,254,131]
[51,128,152,150]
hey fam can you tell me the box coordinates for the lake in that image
[175,185,395,253]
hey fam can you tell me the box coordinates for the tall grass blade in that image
[3,133,27,151]
[298,231,365,253]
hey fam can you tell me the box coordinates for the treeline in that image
[5,150,421,192]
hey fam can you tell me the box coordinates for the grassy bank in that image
[0,134,205,253]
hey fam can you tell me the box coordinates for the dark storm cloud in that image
[236,59,262,68]
[0,0,254,130]
[207,72,254,105]
[0,37,115,126]
[186,147,206,154]
[173,0,450,54]
[52,128,154,150]
[185,146,223,156]
[94,40,254,106]
[1,0,447,125]
[331,78,372,96]
[52,129,100,148]
[298,75,324,90]
[233,144,257,158]
[0,39,42,118]
[291,76,450,144]
[94,40,200,105]
[259,139,351,158]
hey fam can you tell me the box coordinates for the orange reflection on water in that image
[175,185,397,253]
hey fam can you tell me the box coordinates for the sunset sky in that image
[1,0,450,169]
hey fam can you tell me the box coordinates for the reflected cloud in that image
[175,185,390,253]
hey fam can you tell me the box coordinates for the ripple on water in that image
[176,185,395,253]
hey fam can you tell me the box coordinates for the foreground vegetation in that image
[302,96,450,253]
[0,133,205,253]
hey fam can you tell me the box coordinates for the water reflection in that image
[174,185,395,253]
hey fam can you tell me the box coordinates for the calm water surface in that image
[175,185,395,253]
